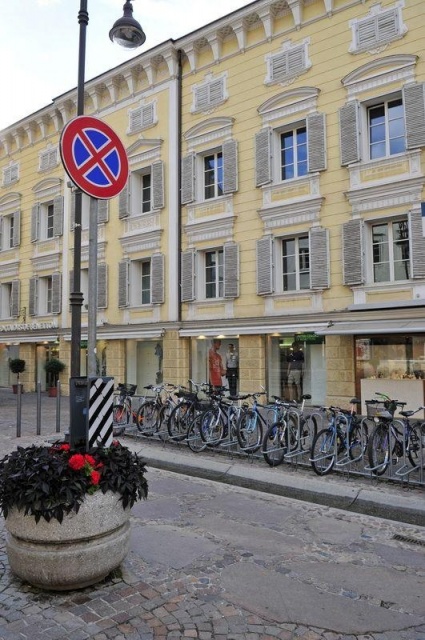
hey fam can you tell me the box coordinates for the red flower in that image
[84,454,96,467]
[60,444,70,452]
[90,470,101,485]
[95,462,104,469]
[68,454,86,471]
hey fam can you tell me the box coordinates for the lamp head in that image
[109,0,146,49]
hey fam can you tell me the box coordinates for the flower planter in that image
[5,490,130,591]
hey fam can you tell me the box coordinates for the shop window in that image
[31,197,63,241]
[118,162,164,218]
[118,254,164,308]
[355,335,425,386]
[0,211,20,250]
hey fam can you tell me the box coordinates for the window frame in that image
[202,150,224,201]
[366,95,406,161]
[203,248,224,300]
[368,217,410,284]
[129,259,152,307]
[277,234,310,293]
[276,123,308,182]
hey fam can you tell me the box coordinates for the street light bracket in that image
[109,1,146,49]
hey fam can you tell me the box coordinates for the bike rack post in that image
[36,381,42,435]
[16,382,22,437]
[56,380,61,433]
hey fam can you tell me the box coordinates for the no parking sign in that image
[60,116,128,199]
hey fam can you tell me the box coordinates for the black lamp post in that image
[69,1,144,445]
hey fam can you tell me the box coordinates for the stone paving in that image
[1,389,425,639]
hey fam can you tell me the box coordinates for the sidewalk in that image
[0,387,424,526]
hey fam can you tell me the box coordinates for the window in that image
[0,283,13,319]
[119,163,164,218]
[205,249,224,299]
[372,219,409,282]
[39,148,58,171]
[3,164,18,186]
[368,98,405,159]
[129,103,156,133]
[192,75,227,113]
[280,127,307,180]
[282,236,310,291]
[349,3,407,53]
[29,274,61,316]
[31,197,63,242]
[0,211,20,250]
[265,40,311,85]
[204,152,223,200]
[118,254,164,308]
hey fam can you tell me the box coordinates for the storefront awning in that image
[179,323,328,337]
[317,319,425,335]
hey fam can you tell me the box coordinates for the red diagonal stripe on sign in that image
[75,129,118,184]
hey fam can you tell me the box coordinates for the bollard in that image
[36,382,42,435]
[56,380,61,433]
[16,383,22,437]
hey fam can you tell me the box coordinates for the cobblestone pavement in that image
[1,389,425,639]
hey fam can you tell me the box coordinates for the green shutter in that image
[256,235,273,295]
[29,277,37,316]
[342,219,364,286]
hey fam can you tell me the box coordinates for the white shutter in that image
[53,196,64,236]
[339,101,361,166]
[409,210,425,279]
[195,86,209,111]
[11,280,20,318]
[307,113,326,173]
[342,219,364,286]
[52,272,62,314]
[181,249,195,302]
[119,182,130,218]
[256,236,274,295]
[151,253,164,304]
[223,243,239,299]
[118,261,129,307]
[223,140,238,194]
[152,161,165,210]
[255,128,272,187]
[31,204,40,242]
[97,264,108,309]
[12,210,20,247]
[403,83,425,150]
[29,277,38,316]
[309,227,329,290]
[181,154,195,205]
[97,199,109,224]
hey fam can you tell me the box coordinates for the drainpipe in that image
[177,49,183,323]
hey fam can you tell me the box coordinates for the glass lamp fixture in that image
[109,0,146,49]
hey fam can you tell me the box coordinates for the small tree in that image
[44,358,66,388]
[9,358,25,383]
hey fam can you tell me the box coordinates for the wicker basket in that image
[365,399,396,418]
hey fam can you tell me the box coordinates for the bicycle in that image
[366,393,425,477]
[136,383,183,437]
[112,383,138,435]
[262,394,317,467]
[167,380,211,442]
[309,398,366,476]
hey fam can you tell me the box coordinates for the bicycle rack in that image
[284,409,323,462]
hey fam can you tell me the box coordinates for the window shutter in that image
[11,280,20,318]
[118,261,129,307]
[342,219,364,286]
[255,128,272,187]
[356,17,378,49]
[223,140,238,194]
[97,199,109,224]
[97,264,108,309]
[256,235,274,295]
[209,79,224,106]
[270,52,288,82]
[12,210,20,247]
[309,227,329,290]
[29,277,37,316]
[339,101,360,166]
[151,253,164,304]
[403,83,425,149]
[52,272,62,314]
[377,9,398,42]
[223,243,239,299]
[130,108,143,132]
[287,46,305,76]
[119,181,130,219]
[181,249,195,302]
[195,85,209,111]
[53,196,64,236]
[409,210,425,279]
[31,204,40,242]
[152,161,165,210]
[307,113,326,173]
[181,153,195,205]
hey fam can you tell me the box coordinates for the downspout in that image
[177,48,183,323]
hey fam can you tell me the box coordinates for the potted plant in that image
[8,358,25,394]
[44,357,66,397]
[0,440,148,590]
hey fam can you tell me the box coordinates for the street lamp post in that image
[69,0,145,446]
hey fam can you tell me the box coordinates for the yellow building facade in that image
[1,0,425,408]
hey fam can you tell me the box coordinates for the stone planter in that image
[5,490,130,591]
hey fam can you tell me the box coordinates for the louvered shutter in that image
[97,199,109,223]
[152,161,165,210]
[118,261,129,307]
[223,140,238,194]
[356,17,377,49]
[256,235,274,295]
[181,154,195,205]
[409,210,425,279]
[29,277,38,316]
[181,249,195,302]
[53,196,63,236]
[223,243,239,298]
[119,181,130,218]
[52,272,62,314]
[151,253,164,304]
[11,280,20,318]
[195,86,209,111]
[287,46,305,76]
[342,219,364,286]
[307,113,326,173]
[31,204,40,242]
[255,128,272,187]
[377,9,398,42]
[97,264,108,309]
[209,79,224,106]
[403,83,425,149]
[12,210,20,247]
[271,52,288,82]
[309,227,329,290]
[339,101,361,166]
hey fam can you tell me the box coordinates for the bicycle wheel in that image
[186,413,208,453]
[262,421,287,467]
[367,423,390,476]
[136,401,159,436]
[168,402,193,441]
[199,409,225,446]
[348,420,368,461]
[300,414,318,452]
[310,428,337,476]
[407,423,425,469]
[237,409,263,453]
[113,403,128,426]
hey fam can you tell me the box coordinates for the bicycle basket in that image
[365,399,396,418]
[118,383,137,396]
